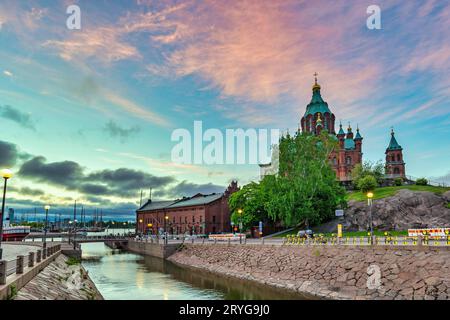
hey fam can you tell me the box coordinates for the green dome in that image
[304,87,332,117]
[344,138,355,150]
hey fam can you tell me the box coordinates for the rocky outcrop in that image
[318,190,450,232]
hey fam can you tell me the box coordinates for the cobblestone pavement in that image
[14,254,103,300]
[1,243,41,261]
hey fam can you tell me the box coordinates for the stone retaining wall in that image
[125,240,179,259]
[14,254,103,300]
[168,244,450,300]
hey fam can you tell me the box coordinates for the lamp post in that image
[0,169,13,259]
[43,205,50,249]
[367,192,374,245]
[73,219,78,250]
[237,209,243,243]
[147,223,152,236]
[68,220,72,245]
[164,215,169,244]
[139,219,143,234]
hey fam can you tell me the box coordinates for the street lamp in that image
[237,209,243,243]
[147,223,152,236]
[164,216,169,244]
[0,169,13,259]
[43,205,50,249]
[73,219,78,250]
[367,192,374,244]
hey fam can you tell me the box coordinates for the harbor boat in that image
[2,225,31,241]
[1,211,30,241]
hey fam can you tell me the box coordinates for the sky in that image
[0,0,449,217]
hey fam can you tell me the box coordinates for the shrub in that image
[7,284,17,300]
[394,177,403,186]
[416,178,428,186]
[357,175,378,193]
[65,257,81,266]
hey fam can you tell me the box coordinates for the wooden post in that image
[0,260,6,285]
[29,252,35,267]
[42,248,47,259]
[36,250,42,263]
[17,256,24,274]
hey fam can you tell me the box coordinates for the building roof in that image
[354,128,363,140]
[344,138,355,150]
[137,200,175,212]
[387,130,402,151]
[137,193,223,212]
[304,82,332,117]
[167,193,223,208]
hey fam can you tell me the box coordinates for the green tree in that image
[416,177,428,186]
[394,177,403,186]
[357,175,378,193]
[229,182,264,230]
[264,131,347,227]
[351,160,383,189]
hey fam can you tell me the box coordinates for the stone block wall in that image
[168,244,450,300]
[125,240,179,259]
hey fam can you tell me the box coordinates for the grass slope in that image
[346,185,450,202]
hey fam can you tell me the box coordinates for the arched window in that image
[391,155,395,162]
[397,154,401,161]
[346,156,352,165]
[394,167,400,174]
[333,157,337,166]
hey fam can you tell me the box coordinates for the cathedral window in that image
[394,167,400,174]
[391,155,395,161]
[397,154,401,161]
[346,156,352,165]
[333,157,337,165]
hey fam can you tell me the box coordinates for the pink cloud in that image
[44,26,141,63]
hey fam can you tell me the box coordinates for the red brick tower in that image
[385,128,405,178]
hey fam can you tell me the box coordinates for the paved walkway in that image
[1,243,41,261]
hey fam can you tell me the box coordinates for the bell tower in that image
[385,128,405,178]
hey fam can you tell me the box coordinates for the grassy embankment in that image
[346,185,450,202]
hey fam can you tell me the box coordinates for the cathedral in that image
[260,74,406,183]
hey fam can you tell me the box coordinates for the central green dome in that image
[304,85,332,117]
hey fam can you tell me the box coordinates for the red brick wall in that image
[136,198,232,235]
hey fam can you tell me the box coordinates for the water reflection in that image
[81,243,309,300]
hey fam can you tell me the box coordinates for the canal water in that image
[80,242,310,300]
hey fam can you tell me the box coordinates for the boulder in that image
[315,189,450,232]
